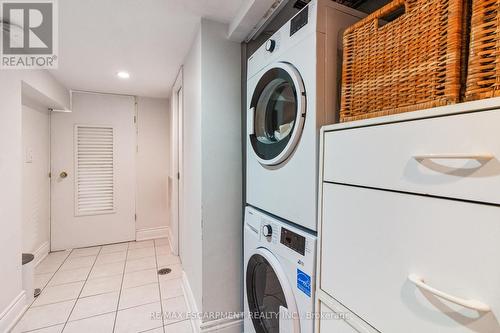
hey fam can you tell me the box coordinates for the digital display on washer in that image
[280,227,305,255]
[290,6,308,37]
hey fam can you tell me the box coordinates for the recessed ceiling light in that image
[117,71,130,79]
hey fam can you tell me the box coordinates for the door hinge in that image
[134,115,137,124]
[48,172,52,178]
[177,172,180,180]
[135,214,137,221]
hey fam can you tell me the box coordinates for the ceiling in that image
[50,0,247,98]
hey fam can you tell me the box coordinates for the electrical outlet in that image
[25,148,33,163]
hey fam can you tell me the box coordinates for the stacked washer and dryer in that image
[244,1,364,333]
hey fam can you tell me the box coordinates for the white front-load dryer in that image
[244,206,317,333]
[246,0,364,231]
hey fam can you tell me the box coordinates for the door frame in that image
[170,68,183,256]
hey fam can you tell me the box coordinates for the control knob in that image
[265,39,276,53]
[263,224,273,237]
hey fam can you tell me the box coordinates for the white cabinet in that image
[321,183,500,333]
[323,109,500,204]
[317,103,500,333]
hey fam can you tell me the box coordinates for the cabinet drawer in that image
[320,183,500,333]
[318,295,379,333]
[323,110,500,204]
[318,302,363,333]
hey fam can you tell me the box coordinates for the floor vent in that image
[158,268,171,275]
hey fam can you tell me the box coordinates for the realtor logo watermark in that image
[1,0,58,68]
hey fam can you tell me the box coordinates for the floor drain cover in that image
[158,268,171,275]
[34,288,42,298]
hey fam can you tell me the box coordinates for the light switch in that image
[25,148,33,163]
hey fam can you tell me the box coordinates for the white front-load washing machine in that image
[246,0,364,231]
[244,206,317,333]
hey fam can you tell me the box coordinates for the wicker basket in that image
[465,0,500,101]
[340,0,465,122]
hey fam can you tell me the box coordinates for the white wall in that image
[136,97,171,235]
[0,72,24,332]
[179,19,242,324]
[200,19,243,317]
[180,28,204,310]
[21,102,51,257]
[0,71,68,332]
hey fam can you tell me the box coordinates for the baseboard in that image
[200,317,243,333]
[181,271,202,333]
[0,291,28,333]
[181,272,243,333]
[33,241,50,267]
[167,227,175,254]
[135,226,169,241]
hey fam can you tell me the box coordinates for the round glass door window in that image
[246,253,288,333]
[249,63,306,166]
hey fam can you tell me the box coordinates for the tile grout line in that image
[22,243,171,333]
[61,246,103,332]
[153,239,166,333]
[38,260,102,291]
[20,245,156,333]
[34,250,73,294]
[155,242,192,331]
[112,241,131,333]
[27,284,122,310]
[22,323,64,333]
[27,272,129,308]
[29,251,72,304]
[27,298,169,332]
[18,250,73,333]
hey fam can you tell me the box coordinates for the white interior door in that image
[170,70,183,256]
[51,92,136,250]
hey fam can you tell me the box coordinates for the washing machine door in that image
[246,247,300,333]
[248,62,306,166]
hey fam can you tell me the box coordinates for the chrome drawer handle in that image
[413,154,494,162]
[408,274,491,312]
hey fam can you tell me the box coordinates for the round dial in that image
[263,225,273,237]
[265,39,276,52]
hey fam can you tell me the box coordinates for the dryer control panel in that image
[280,227,306,255]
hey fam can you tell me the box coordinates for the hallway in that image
[13,239,193,333]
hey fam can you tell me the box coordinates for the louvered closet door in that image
[51,93,136,250]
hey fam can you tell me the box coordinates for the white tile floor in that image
[13,239,194,333]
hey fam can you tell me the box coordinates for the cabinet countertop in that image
[322,96,500,133]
